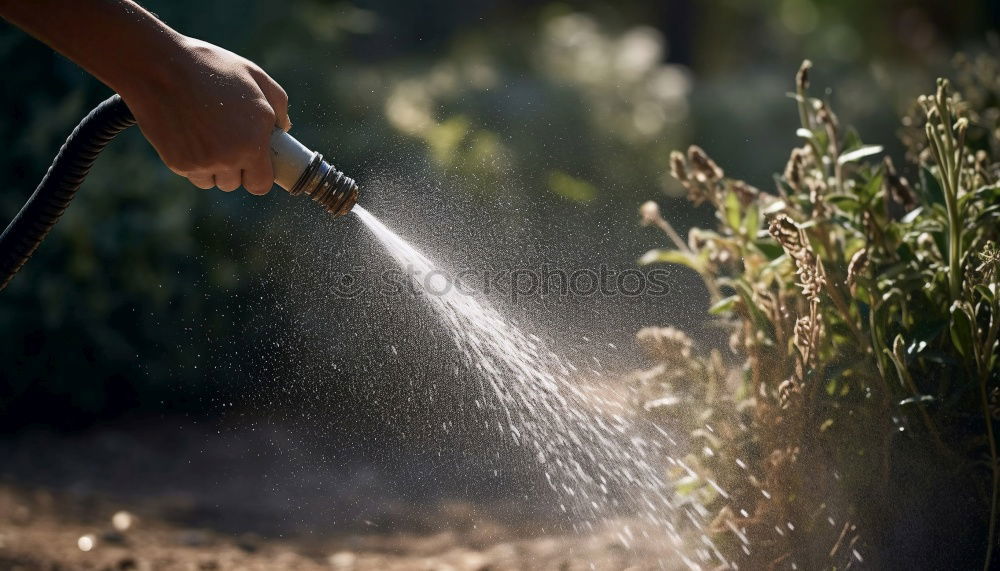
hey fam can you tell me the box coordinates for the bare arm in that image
[0,0,290,195]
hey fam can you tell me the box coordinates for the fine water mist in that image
[352,205,726,568]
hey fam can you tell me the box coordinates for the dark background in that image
[1,0,998,533]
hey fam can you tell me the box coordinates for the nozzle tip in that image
[336,183,359,217]
[292,154,359,217]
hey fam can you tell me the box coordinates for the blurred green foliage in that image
[1,0,996,428]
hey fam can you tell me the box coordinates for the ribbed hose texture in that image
[0,94,135,290]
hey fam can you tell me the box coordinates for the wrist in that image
[106,28,191,101]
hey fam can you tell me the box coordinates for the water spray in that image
[0,94,359,290]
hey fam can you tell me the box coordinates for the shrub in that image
[637,58,1000,569]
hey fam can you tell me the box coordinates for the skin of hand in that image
[127,36,291,194]
[0,0,290,195]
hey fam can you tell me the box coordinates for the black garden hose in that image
[0,94,135,291]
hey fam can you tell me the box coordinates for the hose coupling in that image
[269,129,358,217]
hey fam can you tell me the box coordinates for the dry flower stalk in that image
[768,214,825,303]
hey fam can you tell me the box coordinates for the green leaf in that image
[837,145,884,165]
[742,202,760,236]
[858,171,885,206]
[959,184,1000,212]
[639,248,704,273]
[977,203,1000,223]
[842,127,863,151]
[827,193,863,213]
[762,199,787,215]
[899,395,935,406]
[949,301,976,359]
[709,295,738,315]
[900,206,923,224]
[764,253,790,274]
[975,284,996,305]
[753,239,784,260]
[918,165,945,206]
[908,318,948,352]
[723,190,741,231]
[883,334,911,389]
[675,474,701,496]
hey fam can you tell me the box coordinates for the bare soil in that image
[0,422,679,570]
[0,485,678,570]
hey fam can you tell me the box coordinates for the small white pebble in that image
[112,511,134,532]
[78,534,96,552]
[328,551,356,569]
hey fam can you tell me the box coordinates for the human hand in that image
[119,36,290,195]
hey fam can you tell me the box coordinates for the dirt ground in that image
[0,485,677,570]
[0,422,681,570]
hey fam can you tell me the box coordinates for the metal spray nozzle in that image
[269,129,358,216]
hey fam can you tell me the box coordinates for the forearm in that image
[0,0,185,97]
[1,0,292,195]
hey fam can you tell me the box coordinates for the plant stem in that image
[931,84,963,300]
[653,216,689,254]
[925,121,962,300]
[946,184,962,301]
[980,370,998,571]
[982,295,1000,570]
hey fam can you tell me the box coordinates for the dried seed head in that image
[778,378,800,409]
[796,60,812,93]
[688,228,710,251]
[784,147,807,192]
[816,102,839,153]
[687,145,724,183]
[768,214,825,302]
[798,265,825,302]
[786,311,823,408]
[768,214,801,250]
[637,326,694,364]
[976,241,1000,283]
[708,242,734,265]
[639,200,662,227]
[817,102,839,130]
[793,315,813,349]
[730,180,760,207]
[846,248,869,289]
[708,505,737,535]
[669,151,688,183]
[807,178,828,219]
[728,330,744,354]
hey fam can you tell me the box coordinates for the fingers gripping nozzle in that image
[269,129,358,217]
